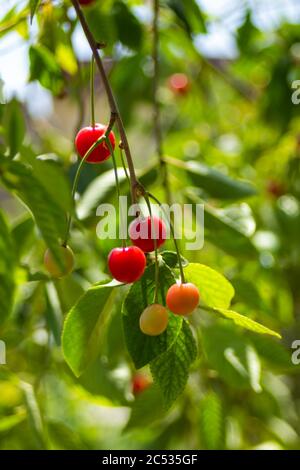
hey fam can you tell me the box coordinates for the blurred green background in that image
[1,0,300,450]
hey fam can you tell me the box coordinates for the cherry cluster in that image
[44,120,200,337]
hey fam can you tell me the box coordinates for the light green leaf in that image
[21,381,46,449]
[78,166,157,220]
[30,0,41,23]
[210,307,281,339]
[0,412,25,433]
[29,44,64,95]
[0,209,15,324]
[126,385,165,431]
[184,263,234,309]
[0,158,67,268]
[122,263,182,369]
[201,324,260,389]
[62,280,119,377]
[150,321,197,408]
[5,99,25,158]
[22,155,73,213]
[11,215,35,260]
[199,392,224,450]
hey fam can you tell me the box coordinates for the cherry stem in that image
[90,55,95,127]
[144,194,159,303]
[63,134,107,246]
[146,191,186,284]
[105,136,126,248]
[119,146,130,185]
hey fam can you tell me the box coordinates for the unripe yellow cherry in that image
[139,304,169,336]
[44,245,74,278]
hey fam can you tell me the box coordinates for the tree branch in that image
[71,0,139,203]
[152,0,171,205]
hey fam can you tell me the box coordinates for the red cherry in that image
[169,73,189,95]
[166,282,199,315]
[266,180,285,198]
[78,0,95,6]
[129,215,166,253]
[132,373,151,395]
[75,123,115,163]
[108,246,146,283]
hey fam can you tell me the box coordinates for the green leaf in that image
[166,0,206,36]
[251,335,294,370]
[184,263,234,309]
[77,168,127,220]
[0,412,25,433]
[112,1,143,50]
[122,263,182,369]
[160,251,188,269]
[126,385,165,431]
[184,160,257,200]
[29,44,64,95]
[201,324,261,390]
[78,166,157,220]
[209,307,281,339]
[11,215,35,260]
[62,280,119,377]
[0,209,15,324]
[20,381,46,449]
[199,392,224,450]
[5,99,25,158]
[85,9,115,46]
[186,192,257,257]
[150,321,197,408]
[29,0,41,23]
[45,283,62,347]
[23,155,72,213]
[0,158,67,268]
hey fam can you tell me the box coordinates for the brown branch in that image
[152,0,172,205]
[71,0,139,203]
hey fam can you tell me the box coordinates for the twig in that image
[71,0,140,204]
[152,0,171,205]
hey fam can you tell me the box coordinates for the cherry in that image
[266,180,285,198]
[75,123,115,163]
[78,0,95,6]
[166,282,199,315]
[108,246,146,283]
[139,304,169,336]
[132,373,151,395]
[169,73,189,95]
[129,215,166,253]
[44,245,74,278]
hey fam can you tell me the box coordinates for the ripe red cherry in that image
[78,0,95,6]
[129,215,166,253]
[75,123,115,163]
[132,373,151,395]
[266,180,285,198]
[166,282,199,315]
[169,73,189,95]
[108,246,146,283]
[139,304,169,336]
